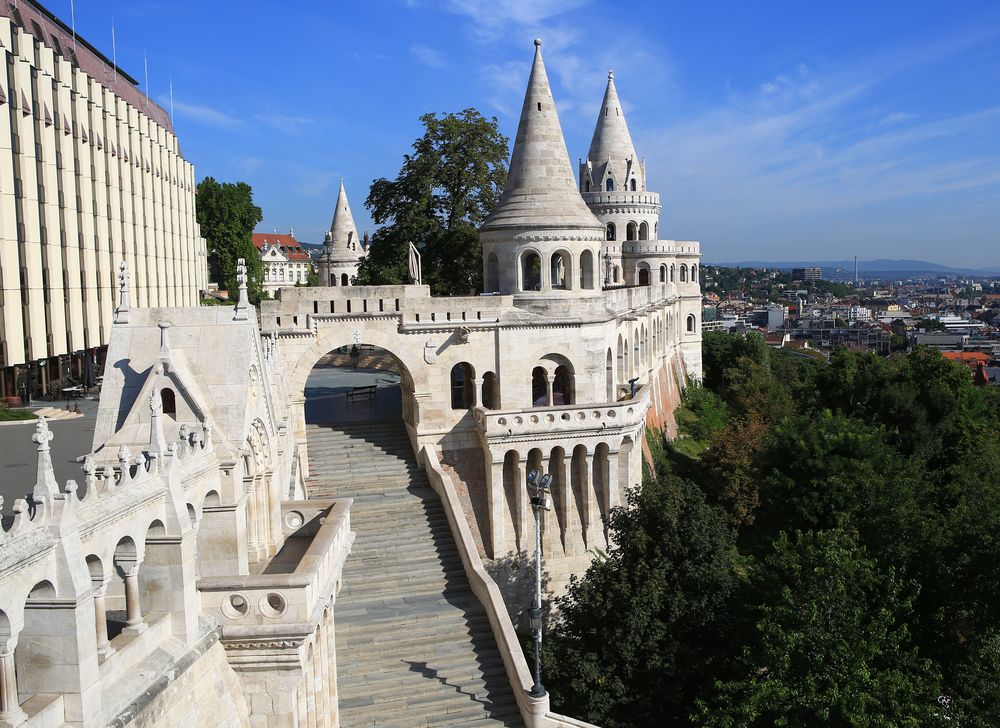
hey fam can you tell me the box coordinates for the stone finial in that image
[534,38,542,47]
[234,258,249,321]
[32,417,60,502]
[117,445,132,467]
[202,421,214,448]
[147,388,168,455]
[115,259,131,324]
[158,321,172,364]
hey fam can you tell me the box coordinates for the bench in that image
[346,385,378,403]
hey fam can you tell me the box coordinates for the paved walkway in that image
[304,364,401,427]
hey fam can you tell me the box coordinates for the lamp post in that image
[526,468,552,699]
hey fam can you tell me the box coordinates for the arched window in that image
[691,264,698,282]
[638,267,649,286]
[553,365,573,406]
[160,388,176,416]
[680,264,688,282]
[659,264,666,283]
[687,314,696,333]
[605,178,614,192]
[606,349,614,402]
[485,252,500,293]
[670,264,675,282]
[580,250,594,290]
[481,371,499,409]
[654,222,658,237]
[616,335,625,385]
[606,223,616,241]
[613,265,621,283]
[521,251,541,291]
[585,180,591,192]
[638,222,648,241]
[531,366,548,407]
[551,251,571,289]
[450,363,475,409]
[341,273,349,286]
[630,178,637,191]
[626,222,637,241]
[633,331,640,375]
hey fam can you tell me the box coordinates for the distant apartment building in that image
[254,232,313,296]
[792,267,822,281]
[0,1,208,399]
[849,305,873,322]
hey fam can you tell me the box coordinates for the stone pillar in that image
[245,477,260,563]
[514,455,527,553]
[487,458,506,559]
[255,475,270,560]
[472,377,482,408]
[606,452,620,546]
[120,561,146,633]
[0,635,25,726]
[545,374,555,407]
[92,583,115,660]
[579,452,594,548]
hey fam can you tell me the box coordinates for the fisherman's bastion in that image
[0,30,701,728]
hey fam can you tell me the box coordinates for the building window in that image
[687,314,696,333]
[606,223,616,241]
[630,178,637,191]
[605,178,614,192]
[450,363,475,409]
[521,251,541,291]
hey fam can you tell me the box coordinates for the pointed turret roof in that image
[587,70,642,190]
[327,180,361,261]
[481,40,602,236]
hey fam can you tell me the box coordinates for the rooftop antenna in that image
[169,78,174,122]
[855,255,859,285]
[111,18,117,85]
[70,0,76,52]
[143,52,149,108]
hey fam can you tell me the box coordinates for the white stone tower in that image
[318,180,364,287]
[580,70,662,286]
[480,40,604,309]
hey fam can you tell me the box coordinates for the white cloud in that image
[254,114,315,131]
[410,44,448,69]
[169,99,242,128]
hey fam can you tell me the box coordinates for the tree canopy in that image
[542,335,1000,726]
[196,177,264,302]
[356,109,508,295]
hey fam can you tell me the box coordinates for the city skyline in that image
[68,0,1000,267]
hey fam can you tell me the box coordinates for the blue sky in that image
[69,0,1000,267]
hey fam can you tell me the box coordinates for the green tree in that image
[542,472,739,728]
[698,529,945,727]
[356,109,508,295]
[196,177,264,302]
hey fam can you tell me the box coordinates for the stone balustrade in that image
[475,384,650,442]
[198,500,352,633]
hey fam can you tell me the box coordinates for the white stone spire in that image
[586,69,643,192]
[328,179,360,260]
[480,39,602,235]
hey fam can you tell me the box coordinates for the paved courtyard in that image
[304,363,401,427]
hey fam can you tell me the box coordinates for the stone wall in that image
[110,629,249,728]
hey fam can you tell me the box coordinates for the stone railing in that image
[475,385,651,442]
[197,499,352,649]
[422,447,600,728]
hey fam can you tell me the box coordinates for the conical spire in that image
[587,70,642,191]
[481,40,602,235]
[328,180,360,260]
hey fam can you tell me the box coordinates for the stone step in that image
[305,417,522,726]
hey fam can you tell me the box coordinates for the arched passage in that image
[485,252,500,292]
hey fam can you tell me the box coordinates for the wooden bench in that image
[346,385,378,403]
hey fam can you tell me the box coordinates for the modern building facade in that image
[0,0,207,400]
[253,232,313,296]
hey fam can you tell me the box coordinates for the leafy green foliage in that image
[356,109,508,295]
[542,471,738,728]
[542,335,1000,725]
[195,177,264,302]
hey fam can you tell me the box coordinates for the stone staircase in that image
[306,422,523,727]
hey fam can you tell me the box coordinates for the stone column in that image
[92,583,115,659]
[605,452,620,546]
[579,452,593,548]
[545,374,555,407]
[513,455,527,553]
[487,458,506,559]
[245,477,260,563]
[256,475,270,560]
[0,634,26,726]
[472,377,482,408]
[120,561,146,633]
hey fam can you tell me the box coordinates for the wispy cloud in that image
[294,169,338,199]
[411,44,447,69]
[170,99,242,128]
[254,114,315,131]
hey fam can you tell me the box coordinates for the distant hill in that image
[708,259,1000,278]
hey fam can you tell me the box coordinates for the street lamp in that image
[526,468,552,698]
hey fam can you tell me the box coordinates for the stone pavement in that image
[0,396,99,510]
[304,363,402,427]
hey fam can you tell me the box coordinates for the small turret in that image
[317,180,365,287]
[582,70,644,193]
